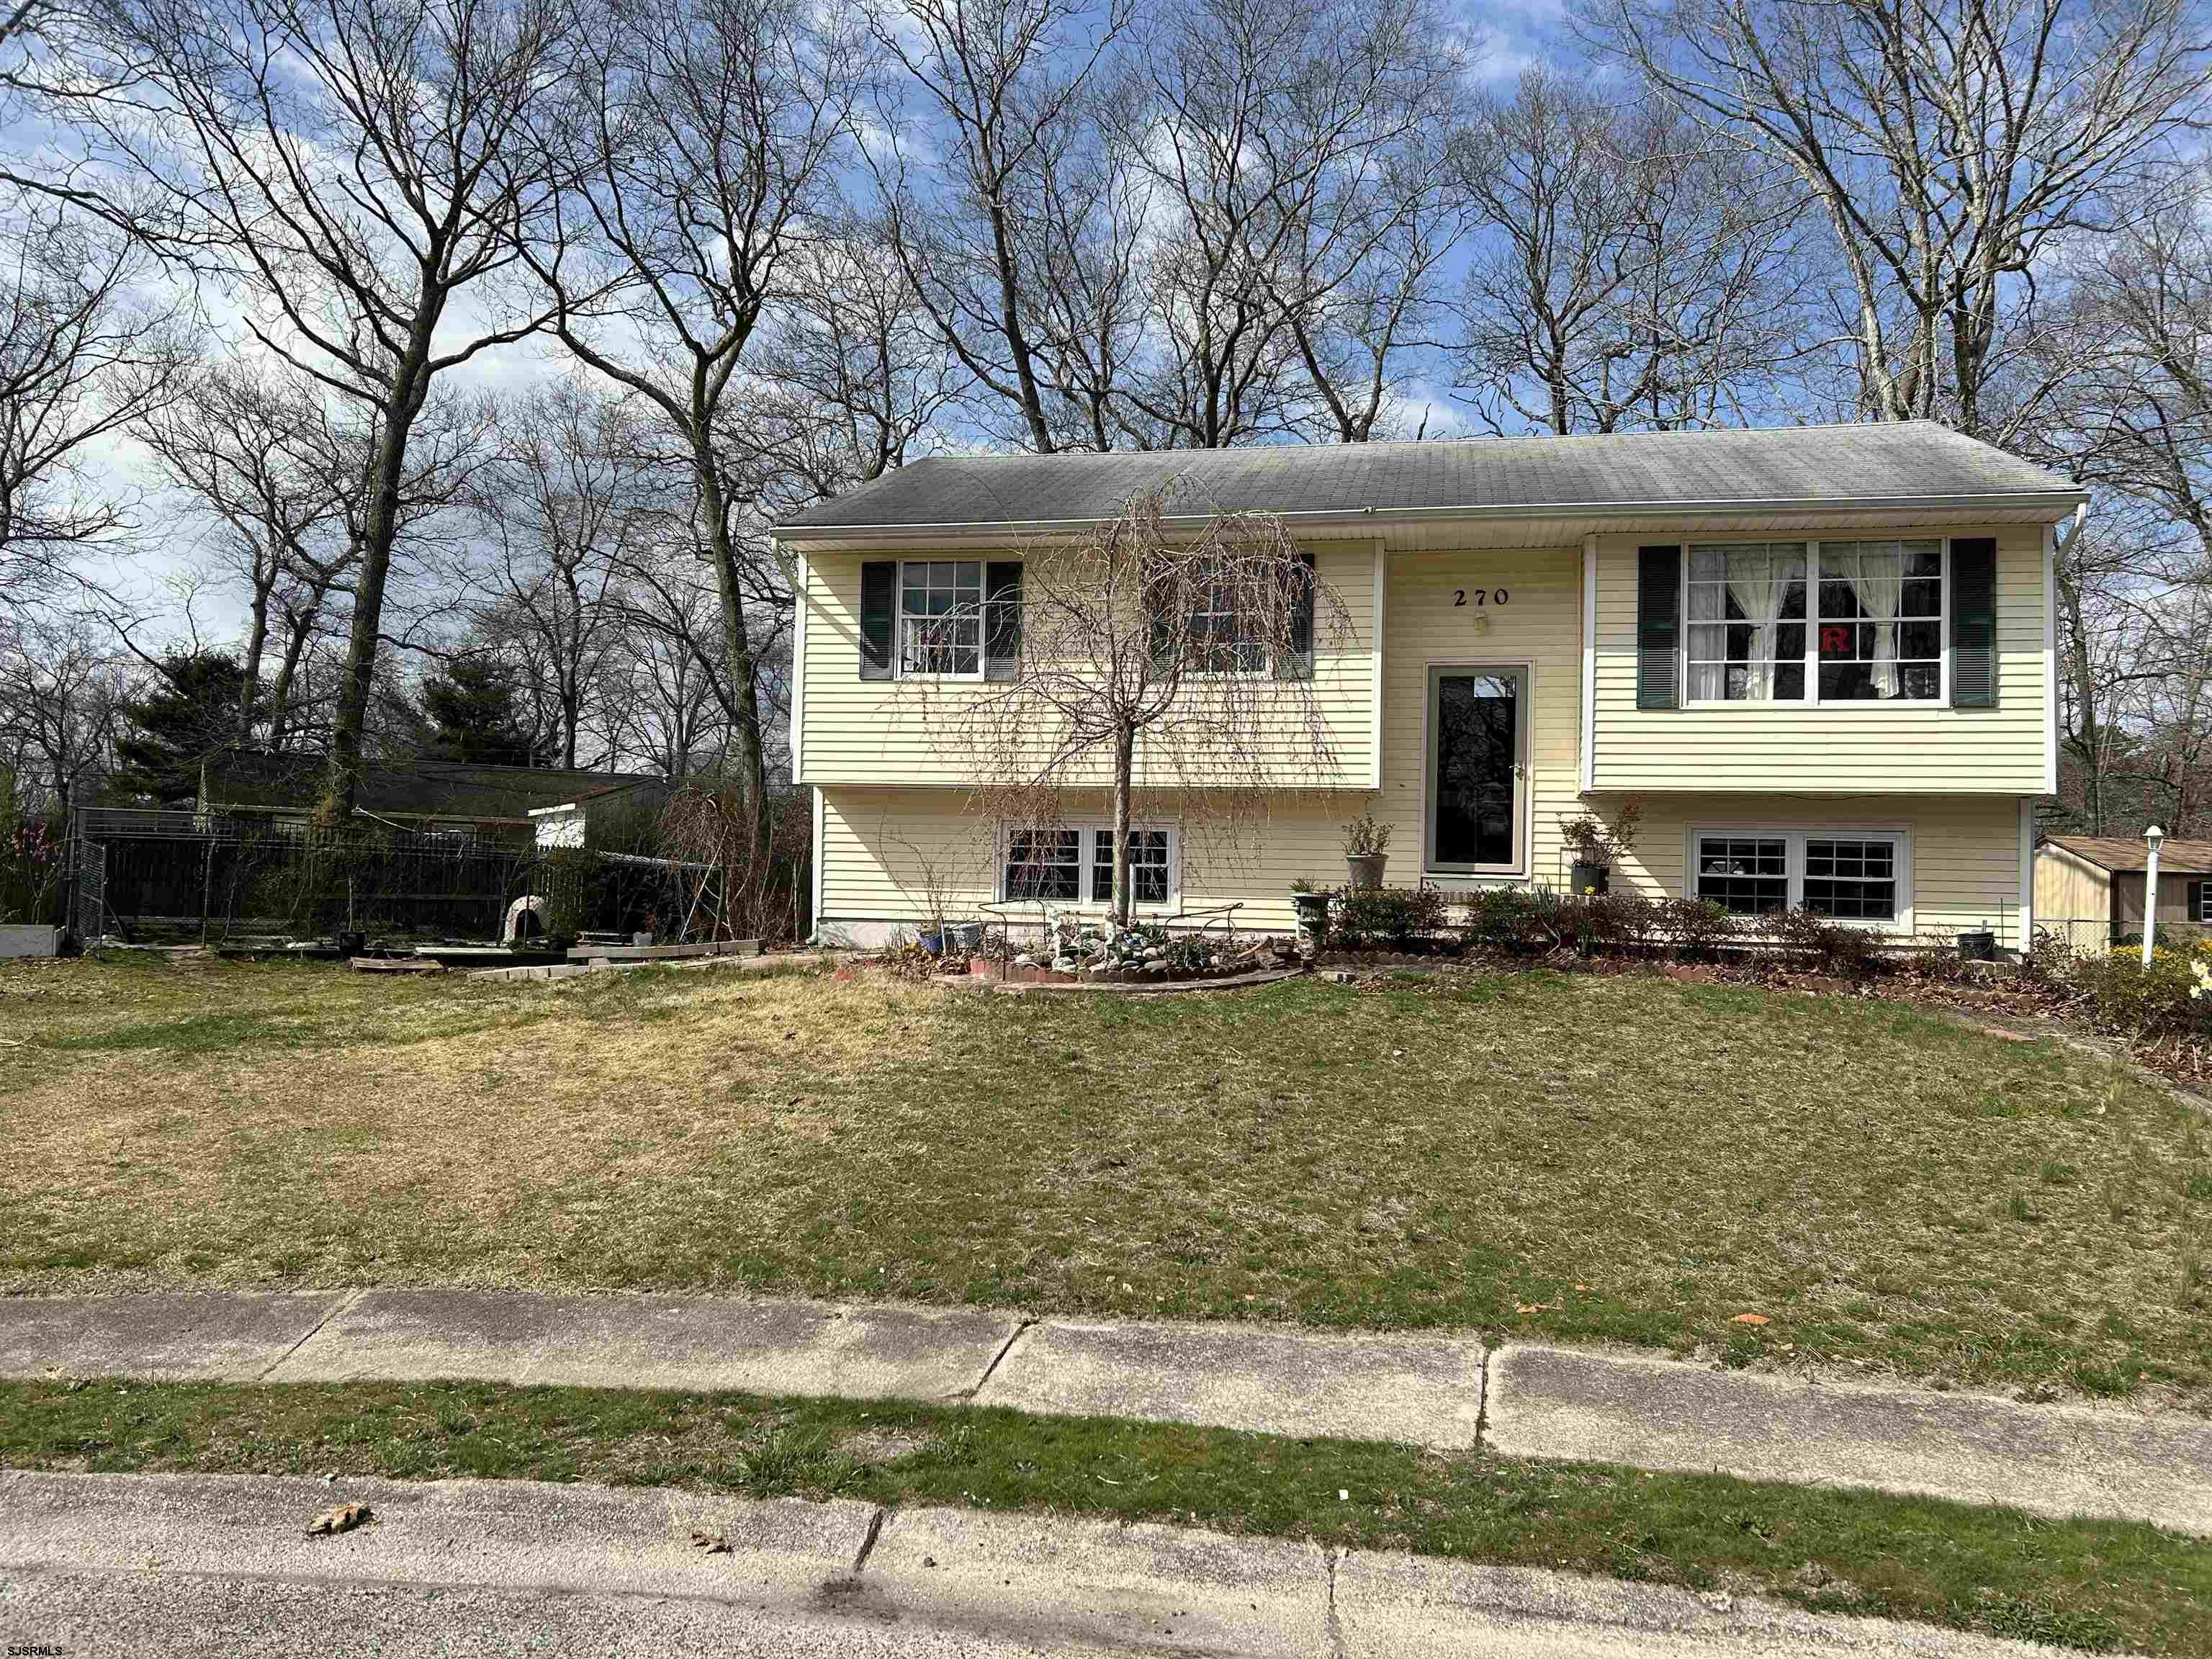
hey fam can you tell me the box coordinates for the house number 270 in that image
[1453,588,1509,607]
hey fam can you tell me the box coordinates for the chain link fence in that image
[66,807,714,946]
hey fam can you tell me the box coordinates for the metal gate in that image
[74,838,106,941]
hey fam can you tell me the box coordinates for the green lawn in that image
[3,953,2208,1403]
[1,1376,2198,1653]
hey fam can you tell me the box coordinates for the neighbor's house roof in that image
[774,421,2085,538]
[2041,835,2212,876]
[199,750,667,824]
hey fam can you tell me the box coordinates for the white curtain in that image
[1848,545,1905,698]
[1727,547,1801,701]
[1687,572,1725,701]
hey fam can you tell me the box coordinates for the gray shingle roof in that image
[776,421,2081,534]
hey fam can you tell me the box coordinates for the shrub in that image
[1760,907,1879,977]
[1331,884,1448,950]
[2072,946,2212,1039]
[1461,887,1549,954]
[1653,896,1739,960]
[1573,889,1660,953]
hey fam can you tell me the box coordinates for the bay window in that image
[1692,828,1907,926]
[1685,540,1945,704]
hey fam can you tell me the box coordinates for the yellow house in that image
[772,423,2085,953]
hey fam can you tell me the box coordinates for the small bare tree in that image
[914,485,1352,928]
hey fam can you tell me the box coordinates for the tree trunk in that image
[319,317,437,827]
[238,585,271,745]
[1110,723,1135,929]
[694,439,771,921]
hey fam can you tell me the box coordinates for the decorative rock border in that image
[966,953,1296,987]
[941,966,1306,997]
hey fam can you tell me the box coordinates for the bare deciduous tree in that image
[862,0,1133,454]
[912,486,1352,926]
[0,206,187,604]
[524,0,861,880]
[0,605,123,815]
[464,378,656,768]
[131,360,356,741]
[749,227,962,507]
[1578,0,2212,439]
[1451,68,1806,435]
[79,0,574,819]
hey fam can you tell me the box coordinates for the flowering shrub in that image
[0,769,64,927]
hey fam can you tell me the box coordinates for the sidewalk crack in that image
[1473,1345,1496,1456]
[961,1318,1035,1400]
[1323,1545,1349,1659]
[850,1504,889,1576]
[254,1288,362,1382]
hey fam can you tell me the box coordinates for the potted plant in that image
[1290,878,1331,953]
[1560,800,1641,896]
[1343,811,1391,889]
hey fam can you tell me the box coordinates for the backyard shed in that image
[2033,834,2212,948]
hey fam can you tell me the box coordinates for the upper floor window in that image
[1686,544,1806,702]
[1684,541,1945,705]
[1817,541,1943,701]
[899,560,983,678]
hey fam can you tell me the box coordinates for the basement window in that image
[1693,828,1909,927]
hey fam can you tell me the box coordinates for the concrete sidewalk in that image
[0,1470,2085,1658]
[3,1289,2206,1536]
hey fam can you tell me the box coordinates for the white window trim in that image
[1421,660,1533,881]
[1684,822,1915,932]
[1679,537,1951,709]
[2193,878,2211,926]
[995,820,1181,910]
[894,558,986,682]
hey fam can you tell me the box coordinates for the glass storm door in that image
[1426,666,1524,873]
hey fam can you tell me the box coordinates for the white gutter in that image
[770,489,2090,543]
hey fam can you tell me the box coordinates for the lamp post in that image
[2143,824,2166,966]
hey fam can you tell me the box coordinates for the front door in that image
[1426,665,1526,876]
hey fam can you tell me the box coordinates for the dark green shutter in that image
[1274,552,1316,680]
[2190,879,2207,925]
[1950,538,1997,709]
[1636,546,1681,709]
[858,561,896,680]
[984,560,1022,681]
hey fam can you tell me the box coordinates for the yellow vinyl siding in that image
[799,539,1377,789]
[1588,526,2048,793]
[821,786,2035,948]
[1371,544,1582,881]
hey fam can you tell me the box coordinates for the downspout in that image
[2048,503,2087,798]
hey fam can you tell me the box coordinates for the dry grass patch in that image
[4,953,2208,1403]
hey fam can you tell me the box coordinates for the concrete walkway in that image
[4,1290,2207,1537]
[0,1470,2084,1658]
